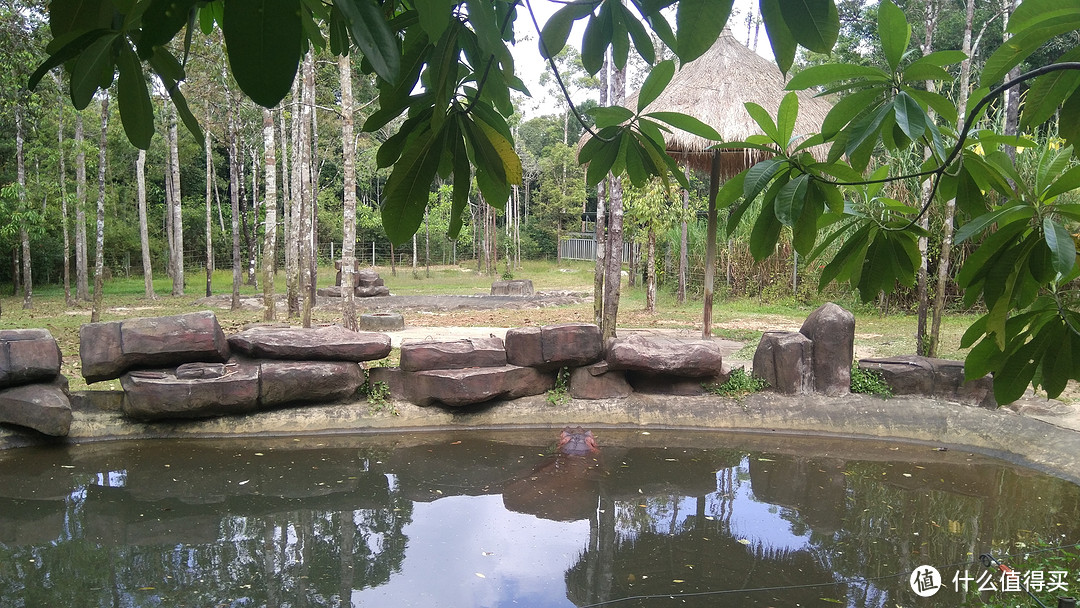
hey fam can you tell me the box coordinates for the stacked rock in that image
[0,329,71,436]
[79,311,391,420]
[319,262,390,298]
[753,302,854,396]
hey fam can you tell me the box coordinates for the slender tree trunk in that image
[703,153,720,338]
[593,55,609,326]
[164,137,175,280]
[300,50,315,328]
[75,113,89,301]
[930,0,977,356]
[915,1,938,355]
[339,53,358,330]
[678,169,689,304]
[55,76,72,305]
[249,148,259,286]
[646,225,657,313]
[169,110,184,295]
[263,108,278,321]
[286,80,301,317]
[228,81,242,311]
[601,61,626,340]
[91,96,108,323]
[205,104,214,297]
[1002,0,1021,162]
[137,149,156,299]
[16,102,31,309]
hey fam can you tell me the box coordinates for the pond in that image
[0,429,1078,607]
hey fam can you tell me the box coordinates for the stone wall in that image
[0,329,72,436]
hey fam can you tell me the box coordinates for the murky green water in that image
[0,429,1078,607]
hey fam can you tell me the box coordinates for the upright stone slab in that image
[81,311,231,383]
[505,323,603,369]
[799,302,855,396]
[490,279,534,296]
[569,363,632,399]
[404,365,554,407]
[753,331,814,394]
[0,329,62,388]
[605,335,724,377]
[399,337,507,371]
[0,383,72,436]
[228,325,391,362]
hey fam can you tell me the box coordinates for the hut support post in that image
[702,152,720,339]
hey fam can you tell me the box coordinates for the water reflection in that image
[0,430,1077,607]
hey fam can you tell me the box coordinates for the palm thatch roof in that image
[625,29,834,176]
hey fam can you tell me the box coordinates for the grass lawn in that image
[0,259,978,391]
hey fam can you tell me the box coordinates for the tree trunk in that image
[205,103,214,297]
[1002,0,1021,162]
[300,50,315,328]
[915,1,939,356]
[646,225,657,313]
[339,54,358,331]
[55,76,72,305]
[286,80,300,317]
[593,54,609,327]
[263,108,278,321]
[228,81,242,311]
[678,169,689,304]
[702,153,720,338]
[75,113,89,301]
[15,101,31,310]
[169,109,184,295]
[137,149,156,299]
[929,0,977,357]
[601,60,627,340]
[91,96,108,323]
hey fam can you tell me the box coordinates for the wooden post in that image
[703,152,720,339]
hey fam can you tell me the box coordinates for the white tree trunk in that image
[339,53,358,331]
[286,80,301,317]
[300,50,315,328]
[91,96,108,323]
[16,101,31,310]
[169,110,184,295]
[227,78,242,311]
[205,103,213,297]
[262,107,278,321]
[75,113,89,301]
[137,149,156,299]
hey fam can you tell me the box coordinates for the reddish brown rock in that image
[800,303,855,396]
[399,337,507,371]
[569,365,631,399]
[858,356,996,408]
[507,323,603,369]
[120,361,260,419]
[753,331,814,395]
[0,383,72,436]
[228,325,391,362]
[259,360,364,407]
[81,311,230,383]
[404,365,554,407]
[0,329,62,388]
[368,366,406,400]
[605,335,724,377]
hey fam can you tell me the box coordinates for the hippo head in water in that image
[557,426,599,456]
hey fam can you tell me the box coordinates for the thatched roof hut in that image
[622,29,834,337]
[625,28,834,175]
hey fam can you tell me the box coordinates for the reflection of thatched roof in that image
[626,29,833,175]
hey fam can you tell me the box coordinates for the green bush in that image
[850,365,893,397]
[704,367,768,398]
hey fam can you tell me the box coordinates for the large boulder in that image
[858,356,996,408]
[228,325,391,362]
[0,329,62,388]
[490,279,534,296]
[399,337,507,371]
[121,361,261,419]
[505,323,603,369]
[605,335,724,377]
[799,303,855,396]
[752,331,814,395]
[80,311,230,383]
[0,382,72,436]
[404,365,554,407]
[259,360,364,407]
[569,363,632,400]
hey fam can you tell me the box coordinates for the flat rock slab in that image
[506,324,603,370]
[0,383,72,436]
[121,361,261,419]
[404,365,554,407]
[228,325,391,362]
[260,360,364,407]
[859,356,996,408]
[80,311,230,384]
[0,329,62,388]
[491,279,534,296]
[399,337,507,371]
[606,335,724,377]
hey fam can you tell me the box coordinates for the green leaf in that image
[877,0,910,73]
[199,1,222,35]
[675,0,731,63]
[448,125,471,239]
[905,50,967,69]
[116,41,154,150]
[414,0,453,40]
[30,29,112,92]
[223,0,302,108]
[785,63,889,90]
[844,102,891,157]
[609,0,630,69]
[1045,165,1080,201]
[71,33,118,110]
[644,111,722,141]
[905,88,957,125]
[743,158,783,202]
[820,88,882,138]
[984,17,1080,84]
[49,0,113,39]
[778,0,839,55]
[775,173,809,226]
[1021,48,1080,130]
[337,0,401,83]
[776,91,798,147]
[955,215,1032,288]
[750,179,786,261]
[540,1,593,59]
[892,91,926,142]
[637,59,675,111]
[742,102,779,142]
[581,9,613,75]
[900,63,951,83]
[589,105,636,128]
[621,3,656,65]
[382,120,445,244]
[1007,0,1080,33]
[138,0,198,58]
[1043,216,1077,277]
[759,0,795,73]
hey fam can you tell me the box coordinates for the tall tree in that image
[227,73,242,311]
[169,108,184,295]
[15,97,31,309]
[204,103,213,297]
[601,62,626,341]
[262,107,278,321]
[74,112,88,301]
[299,50,315,328]
[53,73,72,305]
[136,148,156,299]
[339,53,358,331]
[90,95,108,323]
[286,80,300,317]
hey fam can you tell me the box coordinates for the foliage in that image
[962,540,1080,607]
[850,365,893,398]
[545,366,571,407]
[704,367,768,398]
[362,378,396,416]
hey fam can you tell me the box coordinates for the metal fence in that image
[559,235,637,263]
